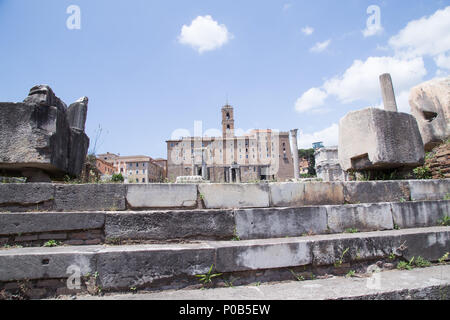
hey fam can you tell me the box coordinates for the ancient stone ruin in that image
[314,146,347,181]
[409,76,450,151]
[0,85,89,182]
[338,73,425,177]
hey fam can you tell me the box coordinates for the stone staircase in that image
[0,180,449,299]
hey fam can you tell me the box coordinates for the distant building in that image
[95,158,115,179]
[166,104,295,182]
[312,141,324,150]
[97,153,166,183]
[299,157,309,175]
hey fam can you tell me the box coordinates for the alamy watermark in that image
[363,5,383,37]
[66,5,81,30]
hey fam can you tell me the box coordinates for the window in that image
[142,178,145,183]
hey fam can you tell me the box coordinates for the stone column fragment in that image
[290,129,300,180]
[67,97,88,131]
[379,73,398,112]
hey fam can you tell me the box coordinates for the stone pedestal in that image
[338,74,425,174]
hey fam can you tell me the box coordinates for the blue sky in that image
[1,0,449,158]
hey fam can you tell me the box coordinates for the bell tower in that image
[222,104,235,137]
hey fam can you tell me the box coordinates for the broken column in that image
[409,76,450,151]
[289,129,300,180]
[379,73,398,112]
[338,74,425,175]
[0,85,90,181]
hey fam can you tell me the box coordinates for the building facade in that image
[95,158,115,178]
[97,153,166,183]
[166,105,295,183]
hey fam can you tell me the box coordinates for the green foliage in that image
[397,256,431,270]
[438,215,450,226]
[344,228,359,234]
[195,264,222,285]
[290,270,305,281]
[413,166,432,180]
[414,256,431,268]
[232,228,240,241]
[43,240,61,247]
[111,173,124,183]
[334,248,350,268]
[346,270,356,278]
[438,252,449,263]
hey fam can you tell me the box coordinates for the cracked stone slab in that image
[126,184,198,209]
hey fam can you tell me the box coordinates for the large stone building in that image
[97,153,166,183]
[166,105,295,182]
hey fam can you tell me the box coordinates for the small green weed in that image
[195,264,222,285]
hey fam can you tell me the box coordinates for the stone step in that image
[1,200,448,246]
[0,179,448,212]
[0,226,448,298]
[72,264,450,300]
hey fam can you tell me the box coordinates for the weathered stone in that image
[269,182,344,207]
[344,181,410,204]
[126,184,198,209]
[391,200,450,229]
[326,203,394,233]
[289,129,300,180]
[213,238,311,272]
[235,207,328,240]
[0,183,54,206]
[269,182,305,207]
[23,85,67,112]
[408,179,450,201]
[409,77,450,151]
[67,128,89,177]
[54,184,126,211]
[379,73,398,112]
[67,97,88,131]
[105,210,235,241]
[0,85,90,179]
[96,244,215,290]
[0,102,70,177]
[304,182,345,205]
[0,246,97,281]
[0,212,104,235]
[199,184,270,209]
[339,108,425,171]
[315,147,347,181]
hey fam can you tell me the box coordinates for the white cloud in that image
[435,53,450,70]
[178,15,233,53]
[295,87,327,113]
[295,56,426,114]
[295,6,449,114]
[389,6,450,59]
[301,26,314,36]
[298,124,339,149]
[323,56,426,104]
[310,39,331,53]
